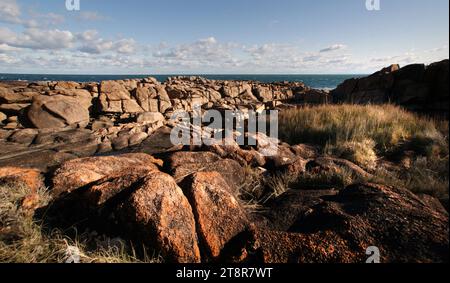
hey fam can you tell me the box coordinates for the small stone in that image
[7,129,39,145]
[136,112,165,124]
[128,132,148,146]
[112,135,129,150]
[0,112,7,123]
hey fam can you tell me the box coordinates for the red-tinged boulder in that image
[181,172,249,259]
[167,151,245,189]
[289,183,449,263]
[0,167,43,193]
[81,168,153,207]
[0,167,44,210]
[249,228,362,263]
[116,171,201,263]
[51,153,161,197]
[224,183,448,263]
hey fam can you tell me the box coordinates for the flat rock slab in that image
[51,153,162,197]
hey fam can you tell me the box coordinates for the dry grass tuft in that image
[278,104,448,201]
[326,139,378,170]
[279,104,444,153]
[0,183,162,263]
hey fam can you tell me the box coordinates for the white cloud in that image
[0,43,21,53]
[0,27,75,50]
[151,37,240,69]
[24,12,65,28]
[0,0,21,24]
[0,53,19,64]
[76,11,108,21]
[320,44,347,53]
[76,30,136,54]
[114,39,136,54]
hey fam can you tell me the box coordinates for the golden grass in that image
[279,104,445,153]
[0,183,162,263]
[277,104,449,201]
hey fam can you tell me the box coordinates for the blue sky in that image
[0,0,448,74]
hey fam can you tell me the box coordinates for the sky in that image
[0,0,448,74]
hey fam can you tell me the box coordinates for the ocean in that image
[0,74,366,90]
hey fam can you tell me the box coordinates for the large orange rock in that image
[0,167,44,210]
[287,183,449,263]
[168,151,245,190]
[0,167,43,193]
[116,171,201,263]
[81,168,152,207]
[181,172,249,259]
[224,183,449,263]
[51,153,161,196]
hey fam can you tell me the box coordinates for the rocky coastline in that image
[0,60,448,263]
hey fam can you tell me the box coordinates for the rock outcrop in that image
[224,183,448,263]
[332,60,449,116]
[0,61,448,263]
[0,148,448,263]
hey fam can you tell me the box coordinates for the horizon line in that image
[0,73,369,76]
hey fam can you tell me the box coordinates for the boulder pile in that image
[1,150,446,263]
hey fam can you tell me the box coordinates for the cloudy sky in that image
[0,0,448,74]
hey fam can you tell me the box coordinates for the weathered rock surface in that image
[0,112,6,124]
[181,172,249,258]
[28,96,90,129]
[306,157,373,180]
[261,189,338,231]
[167,151,245,189]
[0,62,449,263]
[0,167,43,193]
[46,156,200,263]
[285,183,449,263]
[35,148,449,264]
[51,153,161,197]
[223,183,448,263]
[115,171,201,263]
[136,112,165,124]
[0,167,44,210]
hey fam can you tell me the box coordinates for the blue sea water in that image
[0,74,366,89]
